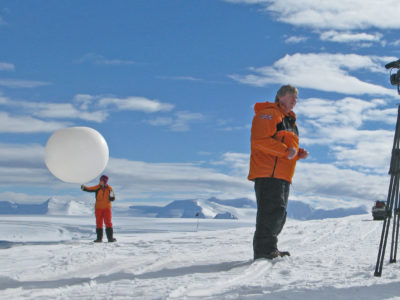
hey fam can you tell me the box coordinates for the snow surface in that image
[1,214,400,299]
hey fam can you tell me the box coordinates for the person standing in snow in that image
[81,174,117,243]
[248,85,308,260]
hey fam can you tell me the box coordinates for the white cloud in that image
[226,0,400,31]
[211,151,388,207]
[293,161,389,203]
[1,98,109,123]
[320,31,383,43]
[295,97,395,173]
[285,36,309,44]
[224,0,267,3]
[0,79,51,88]
[107,157,249,188]
[230,53,396,96]
[157,75,203,82]
[99,96,174,113]
[77,53,135,66]
[0,93,202,133]
[146,111,204,131]
[216,118,250,131]
[325,128,391,173]
[0,94,174,127]
[0,143,46,169]
[104,153,391,207]
[0,62,14,71]
[73,94,95,110]
[32,102,108,122]
[218,124,251,131]
[0,166,52,186]
[217,152,250,177]
[0,143,254,202]
[0,142,391,208]
[147,117,174,127]
[0,192,49,204]
[296,97,396,129]
[332,139,390,172]
[0,112,68,133]
[390,39,400,46]
[0,143,78,188]
[170,111,204,131]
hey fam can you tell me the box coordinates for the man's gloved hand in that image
[298,148,309,159]
[81,184,85,191]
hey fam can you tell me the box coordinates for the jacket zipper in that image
[271,136,285,178]
[271,157,278,178]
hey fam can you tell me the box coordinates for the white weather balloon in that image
[45,127,109,183]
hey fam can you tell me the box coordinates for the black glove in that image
[81,185,85,191]
[109,191,115,201]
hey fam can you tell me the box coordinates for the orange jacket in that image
[248,102,302,183]
[83,184,114,209]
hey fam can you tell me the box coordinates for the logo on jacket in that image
[261,114,272,120]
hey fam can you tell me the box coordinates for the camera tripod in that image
[374,104,400,277]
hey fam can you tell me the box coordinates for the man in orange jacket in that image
[81,174,116,243]
[249,85,308,260]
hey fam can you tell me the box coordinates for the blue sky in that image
[1,0,400,208]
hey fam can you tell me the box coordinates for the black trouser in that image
[253,177,290,259]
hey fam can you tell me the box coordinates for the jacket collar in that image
[254,101,296,118]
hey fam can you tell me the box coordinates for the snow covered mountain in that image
[125,198,256,220]
[0,196,368,220]
[126,199,237,219]
[46,197,92,215]
[0,198,92,216]
[287,200,368,220]
[0,200,48,215]
[127,197,368,220]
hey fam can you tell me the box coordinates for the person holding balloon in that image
[44,127,114,242]
[81,175,117,243]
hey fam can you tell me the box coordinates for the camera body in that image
[391,70,400,86]
[386,59,400,94]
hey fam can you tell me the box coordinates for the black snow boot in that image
[254,250,279,260]
[105,227,117,242]
[94,228,103,243]
[254,250,290,260]
[277,250,290,257]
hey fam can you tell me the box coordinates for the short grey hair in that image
[275,85,298,103]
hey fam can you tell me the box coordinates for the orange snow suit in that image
[248,102,301,183]
[82,184,114,209]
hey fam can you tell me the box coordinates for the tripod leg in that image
[390,206,400,263]
[375,214,391,276]
[375,177,396,276]
[375,104,400,276]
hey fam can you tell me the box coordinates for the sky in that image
[1,0,400,209]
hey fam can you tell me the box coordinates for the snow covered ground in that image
[1,214,400,299]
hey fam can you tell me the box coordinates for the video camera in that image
[385,59,400,93]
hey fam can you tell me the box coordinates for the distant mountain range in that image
[0,197,368,220]
[0,197,91,216]
[286,201,368,220]
[126,197,368,220]
[124,197,256,219]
